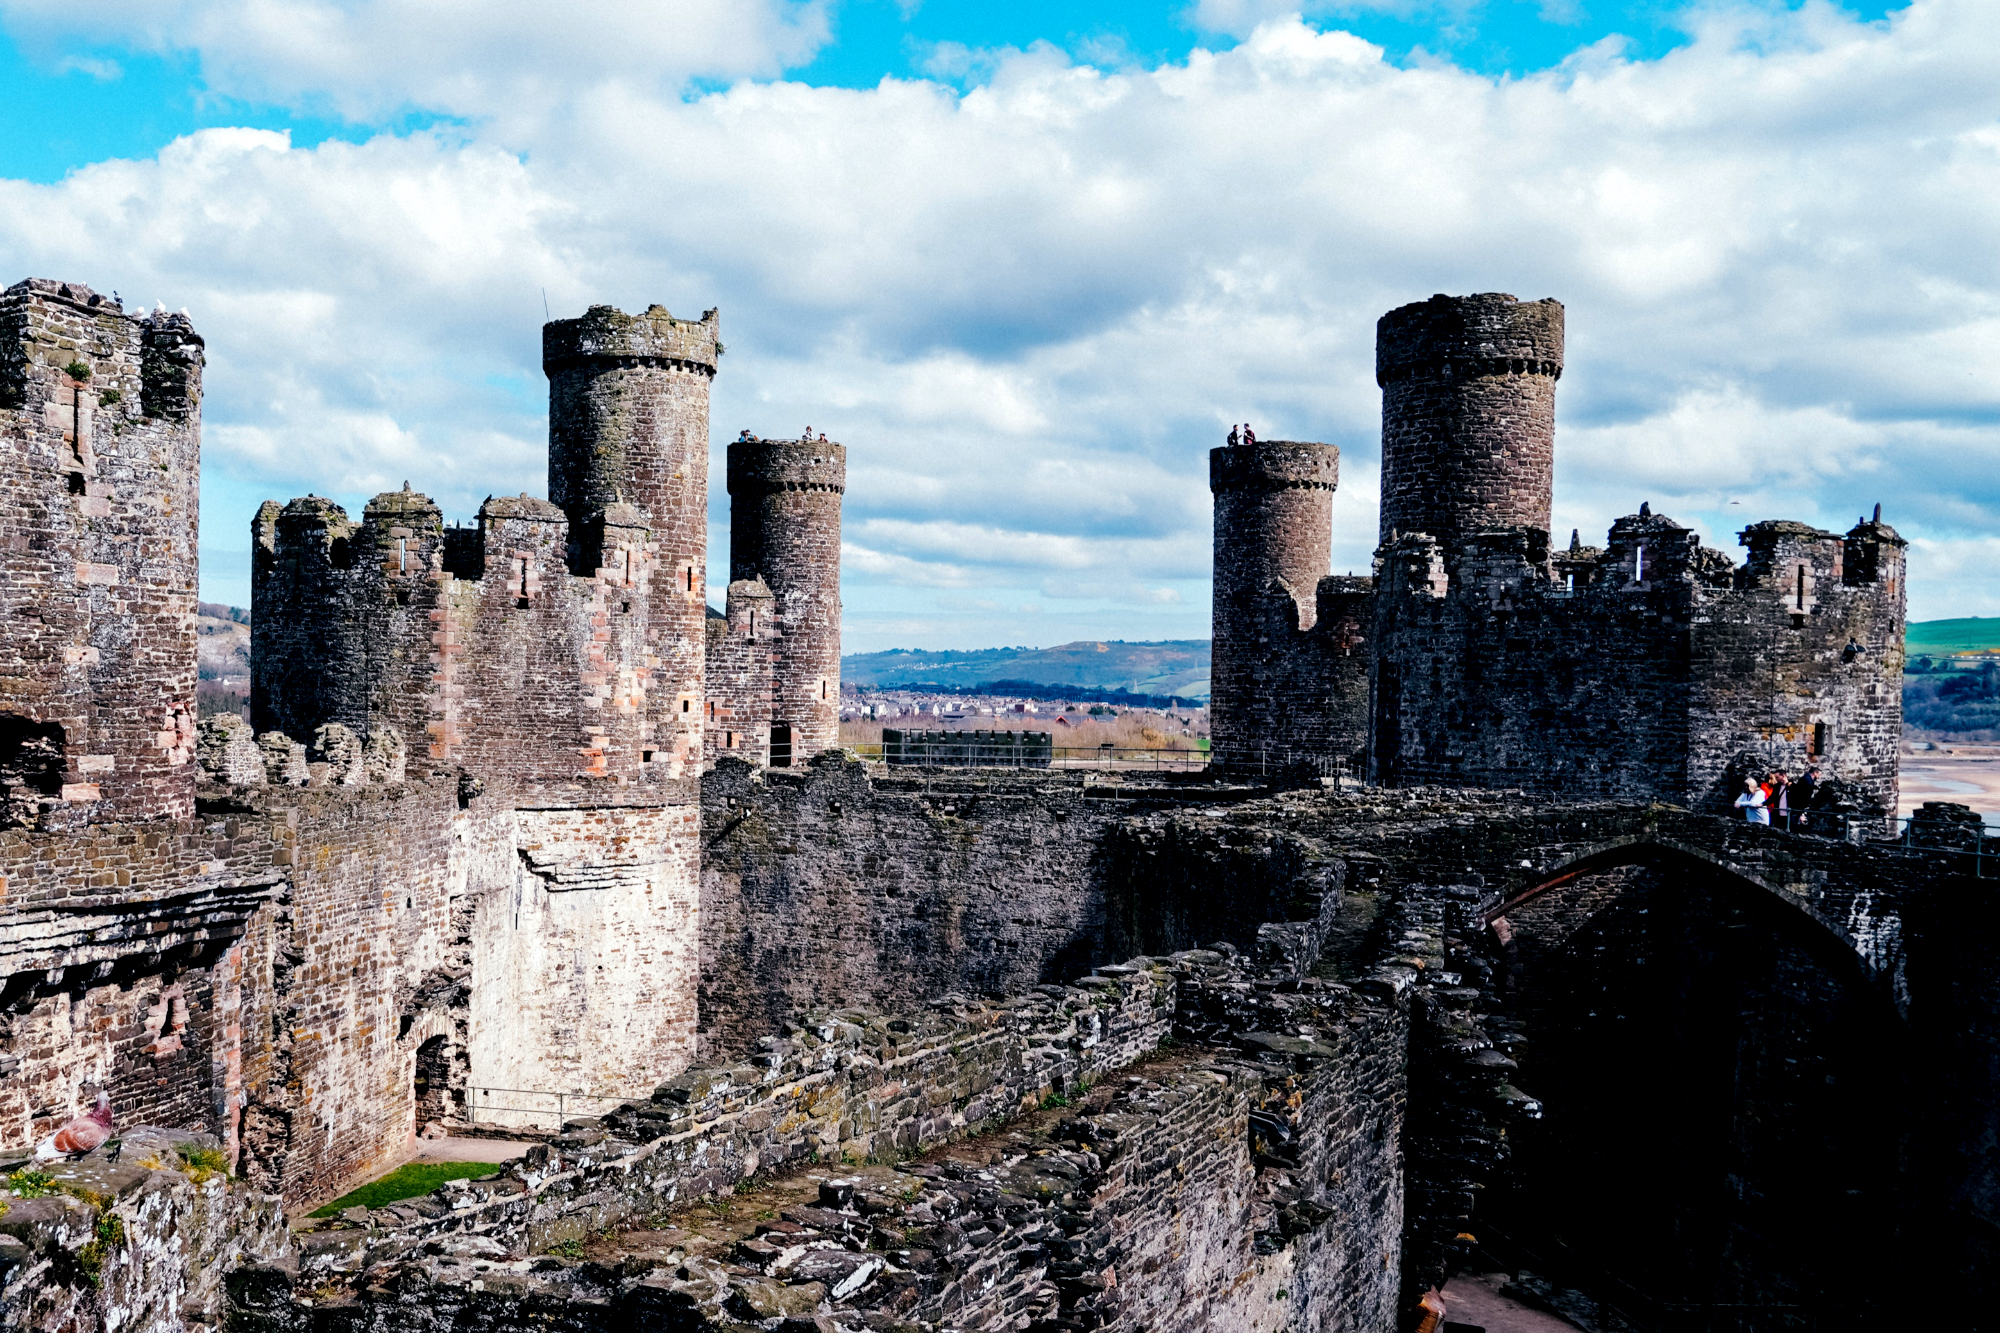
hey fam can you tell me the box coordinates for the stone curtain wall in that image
[0,279,203,828]
[1375,293,1562,548]
[702,578,776,766]
[727,437,845,761]
[1369,508,1906,814]
[699,759,1128,1059]
[698,758,1294,1061]
[467,804,701,1120]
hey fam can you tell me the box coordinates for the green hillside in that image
[1908,618,2000,656]
[844,639,1211,699]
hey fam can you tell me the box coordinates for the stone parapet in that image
[541,304,719,374]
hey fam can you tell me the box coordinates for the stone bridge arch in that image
[1444,824,1921,1327]
[1485,829,1908,1017]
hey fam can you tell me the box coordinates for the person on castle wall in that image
[1767,770,1792,831]
[1793,764,1824,828]
[1227,425,1240,447]
[1736,777,1770,825]
[1243,423,1257,446]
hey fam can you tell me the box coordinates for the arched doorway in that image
[1476,857,1911,1330]
[413,1035,455,1133]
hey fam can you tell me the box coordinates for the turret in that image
[0,279,203,826]
[726,436,844,763]
[1377,293,1563,549]
[544,303,717,777]
[1207,439,1340,772]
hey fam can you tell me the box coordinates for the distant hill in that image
[843,639,1211,699]
[1909,617,2000,656]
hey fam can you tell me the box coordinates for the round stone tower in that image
[1376,293,1563,548]
[727,437,844,764]
[544,303,719,772]
[1208,439,1340,773]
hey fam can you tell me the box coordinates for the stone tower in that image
[1207,439,1340,773]
[0,279,203,827]
[544,303,718,771]
[727,436,845,763]
[1376,293,1563,547]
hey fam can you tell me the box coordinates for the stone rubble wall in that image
[0,1126,291,1333]
[241,945,1414,1333]
[697,758,1293,1061]
[289,958,1178,1276]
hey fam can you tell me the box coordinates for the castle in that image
[1208,292,1907,820]
[1,276,1987,1333]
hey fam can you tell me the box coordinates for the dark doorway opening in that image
[769,722,793,767]
[1479,862,1910,1332]
[414,1035,454,1131]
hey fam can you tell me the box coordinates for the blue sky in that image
[1,0,1988,650]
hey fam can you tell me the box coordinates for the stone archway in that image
[412,1035,456,1134]
[1473,853,1912,1329]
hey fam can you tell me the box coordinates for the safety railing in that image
[1755,810,1996,877]
[463,1086,647,1129]
[846,741,1211,772]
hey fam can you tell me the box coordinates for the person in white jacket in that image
[1735,777,1770,825]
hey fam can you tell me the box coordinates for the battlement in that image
[1375,292,1564,384]
[726,436,846,494]
[1208,438,1339,493]
[541,303,719,375]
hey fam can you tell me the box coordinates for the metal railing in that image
[1753,810,1996,877]
[464,1086,646,1129]
[849,741,1211,772]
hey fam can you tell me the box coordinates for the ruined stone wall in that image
[727,437,843,761]
[698,758,1299,1061]
[1376,292,1562,548]
[246,945,1412,1333]
[0,1126,292,1333]
[467,801,701,1122]
[0,279,202,828]
[1369,509,1906,815]
[700,579,775,767]
[220,778,467,1203]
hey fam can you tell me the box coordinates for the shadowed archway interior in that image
[1479,859,1912,1330]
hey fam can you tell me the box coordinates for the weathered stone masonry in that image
[1210,292,1907,820]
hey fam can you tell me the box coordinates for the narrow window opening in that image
[398,537,408,572]
[770,722,793,767]
[1796,564,1807,610]
[1565,572,1574,592]
[1812,721,1829,757]
[1635,543,1647,582]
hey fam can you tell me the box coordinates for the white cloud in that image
[0,0,833,121]
[1,3,1997,650]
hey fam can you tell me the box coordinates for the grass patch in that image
[309,1161,503,1217]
